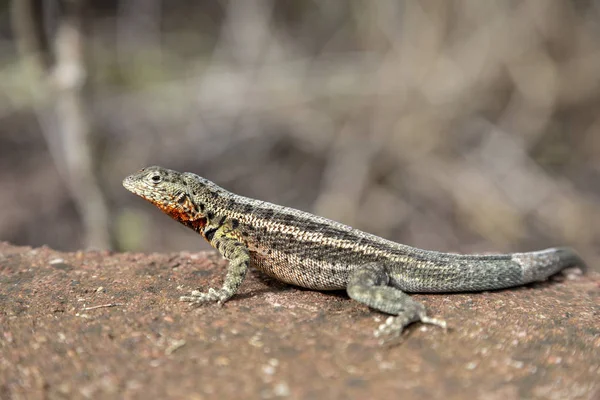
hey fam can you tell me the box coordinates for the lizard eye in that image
[151,175,162,183]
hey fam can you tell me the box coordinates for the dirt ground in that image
[0,241,598,400]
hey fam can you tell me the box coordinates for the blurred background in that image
[0,1,598,270]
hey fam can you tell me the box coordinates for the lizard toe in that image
[373,312,447,338]
[179,289,217,303]
[180,287,233,304]
[419,314,448,331]
[374,316,404,338]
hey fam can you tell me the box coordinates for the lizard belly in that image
[249,250,348,290]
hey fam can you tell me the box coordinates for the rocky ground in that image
[0,241,598,400]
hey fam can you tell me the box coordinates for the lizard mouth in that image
[122,175,153,201]
[122,176,139,195]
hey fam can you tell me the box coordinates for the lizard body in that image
[123,166,586,337]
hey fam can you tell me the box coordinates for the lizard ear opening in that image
[182,172,201,190]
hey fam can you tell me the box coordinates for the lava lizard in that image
[123,166,586,338]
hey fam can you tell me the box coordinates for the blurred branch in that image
[10,0,52,72]
[11,0,111,249]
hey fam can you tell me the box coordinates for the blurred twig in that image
[11,0,111,249]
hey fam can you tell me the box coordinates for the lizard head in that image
[123,166,205,229]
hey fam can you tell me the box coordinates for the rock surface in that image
[0,242,598,400]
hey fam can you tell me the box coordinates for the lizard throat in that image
[150,196,207,234]
[163,206,207,233]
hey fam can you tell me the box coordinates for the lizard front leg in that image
[347,263,446,338]
[180,223,249,304]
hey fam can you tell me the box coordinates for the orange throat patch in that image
[153,197,207,234]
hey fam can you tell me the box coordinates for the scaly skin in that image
[123,166,586,338]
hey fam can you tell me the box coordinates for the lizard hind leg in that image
[346,263,447,338]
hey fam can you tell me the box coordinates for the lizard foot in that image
[374,313,447,339]
[180,288,232,304]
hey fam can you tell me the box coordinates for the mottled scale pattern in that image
[123,166,586,338]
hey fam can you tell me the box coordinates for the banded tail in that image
[399,247,586,293]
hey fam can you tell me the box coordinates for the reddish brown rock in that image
[0,242,598,399]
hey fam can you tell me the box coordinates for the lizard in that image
[123,166,586,338]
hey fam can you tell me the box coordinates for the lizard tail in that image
[513,246,587,284]
[399,246,586,292]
